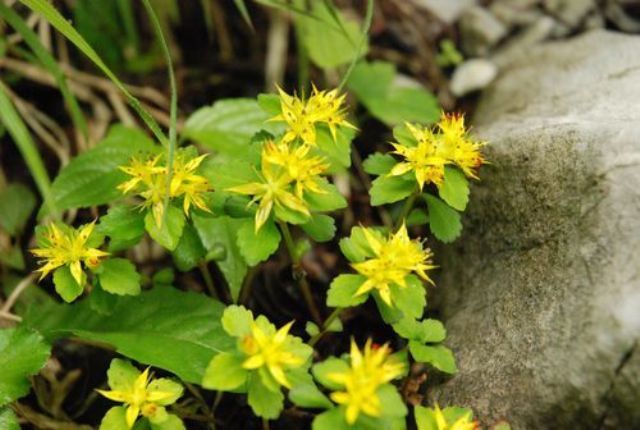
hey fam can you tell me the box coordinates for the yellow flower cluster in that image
[328,339,405,424]
[228,86,352,232]
[240,319,305,388]
[118,152,212,226]
[31,222,108,286]
[352,224,435,306]
[389,113,486,190]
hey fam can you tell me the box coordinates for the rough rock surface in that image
[430,30,640,429]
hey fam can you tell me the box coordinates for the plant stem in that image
[309,307,343,347]
[239,266,258,305]
[198,261,218,299]
[395,191,419,231]
[262,419,271,430]
[278,221,322,324]
[294,16,309,94]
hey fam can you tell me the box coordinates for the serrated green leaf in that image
[0,327,50,406]
[297,1,367,69]
[438,167,469,211]
[326,274,368,308]
[0,407,19,430]
[106,358,140,392]
[415,406,474,430]
[392,123,416,147]
[48,125,155,212]
[193,215,247,302]
[257,93,281,116]
[200,158,258,190]
[392,318,446,343]
[172,223,206,272]
[183,99,282,157]
[377,384,408,418]
[301,214,336,242]
[0,183,36,235]
[408,342,457,374]
[144,205,185,251]
[362,153,396,175]
[98,205,145,252]
[289,381,333,409]
[312,407,350,430]
[221,305,253,337]
[369,175,416,206]
[236,218,281,266]
[25,287,234,384]
[347,61,440,126]
[312,358,350,391]
[424,194,462,243]
[315,126,354,170]
[99,406,128,430]
[305,179,347,212]
[202,352,248,391]
[391,275,427,320]
[150,414,185,430]
[97,258,141,296]
[247,373,284,419]
[53,265,84,302]
[338,226,376,263]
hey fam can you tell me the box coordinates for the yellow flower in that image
[437,113,486,179]
[240,320,306,388]
[31,222,108,286]
[388,113,486,189]
[328,339,405,425]
[351,224,435,306]
[270,85,356,146]
[227,151,309,232]
[118,151,212,226]
[432,404,478,430]
[97,368,179,429]
[262,139,329,198]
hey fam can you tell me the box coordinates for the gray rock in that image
[490,1,544,28]
[459,6,508,56]
[604,0,640,32]
[411,0,476,24]
[544,0,595,28]
[430,30,640,429]
[491,16,556,68]
[450,59,498,96]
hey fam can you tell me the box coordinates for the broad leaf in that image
[0,408,19,430]
[97,258,141,296]
[98,205,145,252]
[247,373,284,419]
[0,327,50,406]
[25,287,233,384]
[326,274,368,308]
[236,218,281,266]
[408,342,457,374]
[144,205,185,251]
[438,167,469,211]
[202,352,248,391]
[301,214,336,242]
[53,265,84,302]
[0,183,36,235]
[369,175,415,206]
[362,153,396,176]
[48,125,155,212]
[424,194,462,243]
[172,223,206,272]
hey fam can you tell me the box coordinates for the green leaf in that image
[53,265,84,302]
[347,61,440,126]
[147,378,184,406]
[391,275,427,320]
[362,153,396,176]
[415,406,474,430]
[424,194,462,243]
[97,258,141,296]
[193,215,247,302]
[408,342,457,374]
[48,125,155,212]
[392,318,446,343]
[144,205,186,251]
[247,373,284,419]
[301,214,336,242]
[312,358,350,391]
[0,183,36,235]
[172,223,206,272]
[200,158,258,190]
[257,93,281,116]
[369,175,415,206]
[289,381,333,409]
[0,407,19,430]
[183,99,282,157]
[438,167,469,211]
[326,274,368,308]
[0,327,50,406]
[297,1,367,69]
[106,358,140,392]
[202,352,248,391]
[25,287,234,384]
[221,305,253,337]
[233,0,253,28]
[150,414,185,430]
[236,218,281,266]
[312,408,350,430]
[89,282,119,315]
[338,226,376,263]
[305,179,347,212]
[315,126,354,170]
[99,406,129,430]
[98,205,145,252]
[377,384,408,418]
[393,123,416,147]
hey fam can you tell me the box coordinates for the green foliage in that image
[171,223,206,272]
[424,194,462,243]
[237,218,282,266]
[409,343,457,374]
[414,406,474,430]
[0,327,50,406]
[439,167,470,211]
[369,175,416,206]
[98,205,146,252]
[0,183,36,236]
[144,205,186,251]
[96,258,142,296]
[25,287,233,383]
[53,265,84,303]
[347,61,440,126]
[326,274,368,308]
[301,214,337,242]
[49,125,155,212]
[0,408,19,430]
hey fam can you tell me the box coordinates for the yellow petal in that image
[268,364,290,388]
[69,261,84,286]
[126,404,140,429]
[345,403,360,425]
[242,354,265,369]
[96,389,129,402]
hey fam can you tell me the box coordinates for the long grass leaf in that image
[0,2,88,142]
[0,84,57,218]
[19,0,168,146]
[338,0,374,90]
[233,0,254,29]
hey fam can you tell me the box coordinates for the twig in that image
[309,307,343,346]
[1,273,35,313]
[0,310,22,322]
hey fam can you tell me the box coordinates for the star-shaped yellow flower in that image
[118,151,212,226]
[328,339,405,425]
[437,113,486,179]
[270,85,356,146]
[432,404,478,430]
[351,224,435,306]
[31,222,108,286]
[240,320,306,388]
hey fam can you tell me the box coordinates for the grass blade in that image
[0,2,89,143]
[0,83,58,218]
[233,0,254,29]
[19,0,168,147]
[338,0,374,90]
